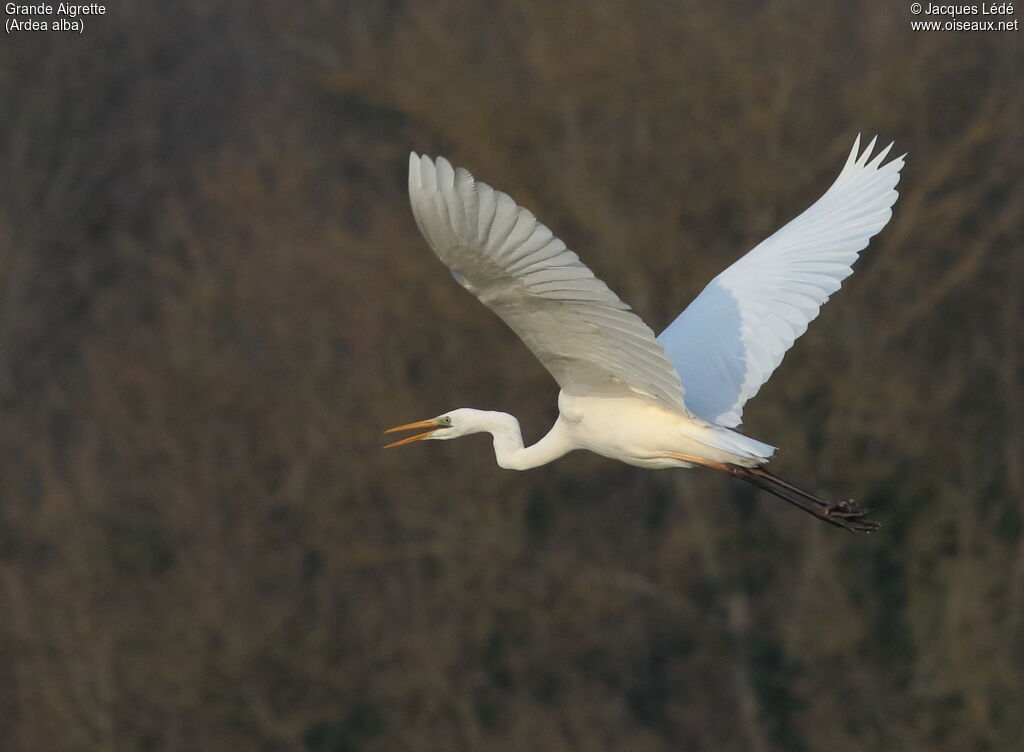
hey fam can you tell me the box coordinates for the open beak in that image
[383,419,442,449]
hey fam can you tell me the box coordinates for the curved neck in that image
[478,411,573,471]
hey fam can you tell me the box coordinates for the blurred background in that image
[1,1,1022,750]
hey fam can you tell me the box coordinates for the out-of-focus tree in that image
[1,1,1021,750]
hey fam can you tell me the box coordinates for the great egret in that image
[386,136,904,533]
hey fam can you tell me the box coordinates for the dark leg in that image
[724,464,880,533]
[663,452,880,533]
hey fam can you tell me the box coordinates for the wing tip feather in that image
[868,140,894,168]
[861,135,878,165]
[420,154,437,191]
[408,151,421,189]
[435,156,455,188]
[848,133,862,164]
[848,134,906,174]
[410,153,481,196]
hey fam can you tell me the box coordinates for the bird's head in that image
[383,408,482,448]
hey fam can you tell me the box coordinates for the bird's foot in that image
[823,499,861,517]
[821,498,880,533]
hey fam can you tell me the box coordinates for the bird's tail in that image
[725,464,880,534]
[681,423,777,466]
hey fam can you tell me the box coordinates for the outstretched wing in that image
[409,153,692,416]
[659,136,905,427]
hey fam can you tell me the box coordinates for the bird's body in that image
[554,393,773,470]
[387,137,905,532]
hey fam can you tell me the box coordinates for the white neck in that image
[474,411,574,471]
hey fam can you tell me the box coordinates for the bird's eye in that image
[444,416,452,425]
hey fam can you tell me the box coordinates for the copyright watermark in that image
[910,2,1020,30]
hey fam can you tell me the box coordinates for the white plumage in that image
[408,152,691,416]
[659,136,905,426]
[388,137,905,533]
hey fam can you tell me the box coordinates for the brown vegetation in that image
[1,1,1021,750]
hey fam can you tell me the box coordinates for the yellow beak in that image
[383,419,442,449]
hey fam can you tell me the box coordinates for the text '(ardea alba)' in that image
[387,137,905,532]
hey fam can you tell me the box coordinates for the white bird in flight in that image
[386,136,904,533]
